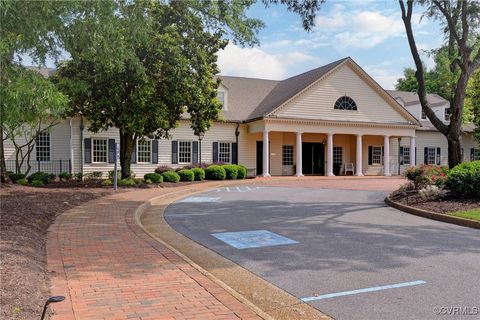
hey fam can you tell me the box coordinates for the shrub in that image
[222,165,238,180]
[155,165,173,174]
[404,165,449,189]
[183,163,209,169]
[85,171,103,180]
[236,165,247,179]
[31,180,44,187]
[27,172,51,184]
[118,178,136,187]
[144,173,163,183]
[419,185,447,201]
[177,169,195,182]
[58,172,72,181]
[145,179,152,184]
[102,179,113,186]
[74,172,83,181]
[16,178,28,186]
[192,167,205,181]
[161,171,180,183]
[205,165,226,180]
[48,173,56,181]
[8,172,26,183]
[446,161,480,198]
[108,170,134,180]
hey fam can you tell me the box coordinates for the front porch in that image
[247,119,417,177]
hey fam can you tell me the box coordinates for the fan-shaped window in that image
[334,96,357,111]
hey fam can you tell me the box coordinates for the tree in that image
[398,0,480,168]
[466,70,480,143]
[55,1,230,178]
[1,66,68,174]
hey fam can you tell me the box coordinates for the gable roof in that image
[386,90,448,107]
[246,58,349,120]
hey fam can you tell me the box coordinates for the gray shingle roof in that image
[26,66,56,78]
[386,90,448,107]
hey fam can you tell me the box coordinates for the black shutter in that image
[471,148,475,161]
[84,138,92,164]
[436,147,441,165]
[192,141,199,164]
[368,146,373,165]
[232,142,238,164]
[424,147,428,165]
[171,141,178,164]
[152,140,158,164]
[399,146,404,165]
[108,139,116,163]
[213,142,219,163]
[131,140,137,164]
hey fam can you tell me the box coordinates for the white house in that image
[4,57,479,177]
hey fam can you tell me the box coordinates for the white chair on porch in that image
[344,163,355,175]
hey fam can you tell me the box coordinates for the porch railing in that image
[5,160,72,175]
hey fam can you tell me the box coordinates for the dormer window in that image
[334,96,357,111]
[444,108,450,122]
[217,90,227,110]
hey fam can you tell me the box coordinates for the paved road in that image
[165,186,480,320]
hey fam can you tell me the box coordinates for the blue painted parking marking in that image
[179,197,219,203]
[212,230,298,249]
[301,280,426,302]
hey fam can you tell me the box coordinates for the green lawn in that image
[448,208,480,221]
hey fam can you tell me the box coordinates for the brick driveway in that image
[47,185,261,320]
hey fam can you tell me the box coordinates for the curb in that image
[385,196,480,229]
[134,182,333,320]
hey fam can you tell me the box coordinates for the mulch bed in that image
[390,190,480,214]
[0,184,112,320]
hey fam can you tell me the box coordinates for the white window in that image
[426,147,437,165]
[178,141,192,164]
[444,108,450,122]
[372,146,383,165]
[92,138,108,163]
[282,145,294,166]
[333,146,343,164]
[402,147,411,165]
[218,142,231,163]
[36,131,51,162]
[421,110,427,120]
[137,140,151,163]
[472,148,480,161]
[217,91,226,110]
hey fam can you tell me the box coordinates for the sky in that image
[217,0,445,89]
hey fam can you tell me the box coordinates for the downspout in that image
[69,118,74,174]
[80,116,84,177]
[235,123,240,164]
[398,137,401,176]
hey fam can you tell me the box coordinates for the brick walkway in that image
[47,185,261,320]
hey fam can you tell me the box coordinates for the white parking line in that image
[226,187,230,192]
[301,280,426,302]
[236,186,242,192]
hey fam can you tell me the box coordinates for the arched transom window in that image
[334,96,357,110]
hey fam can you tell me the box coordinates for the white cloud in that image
[217,44,320,79]
[364,64,401,89]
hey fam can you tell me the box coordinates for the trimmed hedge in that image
[223,165,238,180]
[236,165,247,179]
[192,167,205,181]
[17,178,28,186]
[118,178,136,186]
[8,172,26,183]
[178,169,195,182]
[205,165,226,180]
[446,161,480,198]
[162,171,180,183]
[27,172,52,184]
[144,173,163,183]
[31,180,44,187]
[58,172,72,181]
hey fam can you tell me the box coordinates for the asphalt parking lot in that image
[165,186,480,320]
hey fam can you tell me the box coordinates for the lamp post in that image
[40,296,65,320]
[198,132,204,164]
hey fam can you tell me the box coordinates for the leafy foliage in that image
[236,165,247,179]
[177,169,195,182]
[144,173,163,183]
[222,165,238,180]
[446,160,480,198]
[205,165,226,180]
[161,171,180,183]
[192,167,206,181]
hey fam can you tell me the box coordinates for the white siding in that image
[274,64,410,124]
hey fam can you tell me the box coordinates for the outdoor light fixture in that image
[40,296,65,320]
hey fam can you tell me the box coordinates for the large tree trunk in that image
[0,125,9,183]
[447,135,462,168]
[119,130,135,179]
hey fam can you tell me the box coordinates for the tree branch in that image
[433,0,461,47]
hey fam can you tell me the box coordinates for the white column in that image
[262,130,270,177]
[327,133,334,176]
[356,134,363,176]
[295,132,303,176]
[384,135,391,176]
[410,136,416,167]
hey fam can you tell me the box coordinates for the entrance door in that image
[256,141,263,176]
[302,143,325,175]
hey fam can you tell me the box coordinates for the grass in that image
[448,208,480,221]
